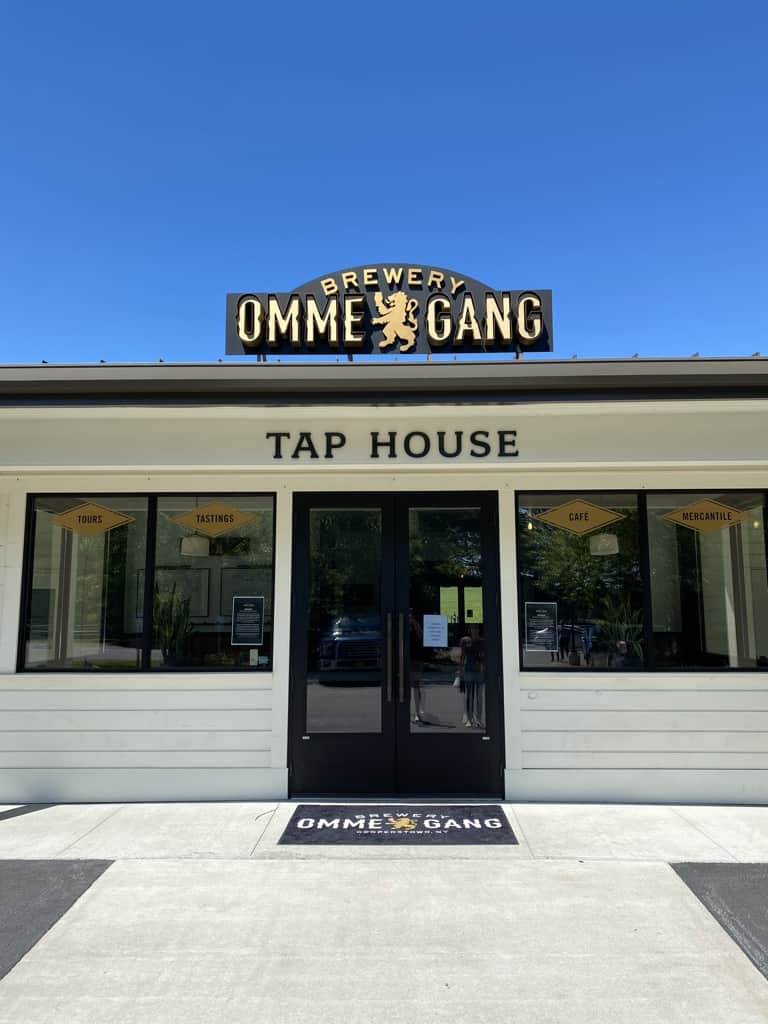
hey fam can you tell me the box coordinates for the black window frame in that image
[17,490,278,673]
[515,488,768,673]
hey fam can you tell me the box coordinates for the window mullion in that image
[638,492,655,671]
[141,496,159,671]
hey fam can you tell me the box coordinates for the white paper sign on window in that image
[422,614,448,648]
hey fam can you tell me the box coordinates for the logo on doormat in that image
[278,805,517,845]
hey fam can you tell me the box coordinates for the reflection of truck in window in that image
[318,615,383,670]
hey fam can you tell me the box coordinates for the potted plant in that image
[597,594,643,668]
[153,583,193,666]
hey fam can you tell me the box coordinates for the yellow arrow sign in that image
[535,499,625,536]
[51,502,135,537]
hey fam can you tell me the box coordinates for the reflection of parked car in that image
[318,615,383,670]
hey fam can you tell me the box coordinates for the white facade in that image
[1,395,767,804]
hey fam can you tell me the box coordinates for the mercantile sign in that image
[226,264,552,356]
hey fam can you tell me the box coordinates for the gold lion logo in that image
[373,291,419,352]
[387,816,417,830]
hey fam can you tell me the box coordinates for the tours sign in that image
[52,502,134,537]
[226,264,552,356]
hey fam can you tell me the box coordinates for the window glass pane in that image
[647,492,768,669]
[408,507,486,732]
[518,493,644,670]
[151,495,274,670]
[306,509,383,733]
[23,496,148,670]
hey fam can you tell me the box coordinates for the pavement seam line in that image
[249,805,279,855]
[506,805,538,857]
[670,807,739,862]
[55,805,126,857]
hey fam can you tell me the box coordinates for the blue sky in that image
[1,1,766,364]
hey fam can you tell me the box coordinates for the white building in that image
[1,357,767,803]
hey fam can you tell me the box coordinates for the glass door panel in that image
[306,509,384,733]
[407,508,486,733]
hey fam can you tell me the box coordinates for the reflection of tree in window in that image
[518,498,643,669]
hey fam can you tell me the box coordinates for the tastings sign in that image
[171,501,255,538]
[226,264,552,356]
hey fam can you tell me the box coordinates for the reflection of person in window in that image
[460,625,485,728]
[559,627,569,662]
[409,612,426,724]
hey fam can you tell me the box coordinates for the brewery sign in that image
[226,264,552,356]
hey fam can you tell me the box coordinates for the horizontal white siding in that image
[524,752,768,769]
[0,768,287,802]
[505,768,768,804]
[0,709,273,731]
[523,731,768,752]
[0,688,272,710]
[521,689,768,711]
[0,675,282,801]
[512,674,768,801]
[0,750,271,768]
[0,730,269,751]
[522,709,768,731]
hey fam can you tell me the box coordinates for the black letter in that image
[469,430,491,457]
[497,430,518,457]
[371,431,397,458]
[403,431,431,458]
[324,432,347,459]
[266,432,291,459]
[437,430,463,458]
[292,432,320,459]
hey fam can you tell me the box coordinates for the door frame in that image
[288,490,505,796]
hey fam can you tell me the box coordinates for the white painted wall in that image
[0,399,766,803]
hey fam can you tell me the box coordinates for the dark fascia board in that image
[2,357,768,404]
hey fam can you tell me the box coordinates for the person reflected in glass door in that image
[459,624,485,728]
[409,610,427,724]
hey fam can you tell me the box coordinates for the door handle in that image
[398,612,406,703]
[385,613,393,702]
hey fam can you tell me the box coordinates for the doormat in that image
[278,804,517,845]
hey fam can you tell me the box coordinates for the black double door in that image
[289,492,503,795]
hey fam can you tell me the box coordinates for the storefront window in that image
[647,493,768,669]
[22,496,148,670]
[150,495,274,670]
[517,493,644,670]
[20,493,275,671]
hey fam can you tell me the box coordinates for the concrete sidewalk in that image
[1,802,767,1023]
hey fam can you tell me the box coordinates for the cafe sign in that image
[226,264,552,356]
[535,499,625,536]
